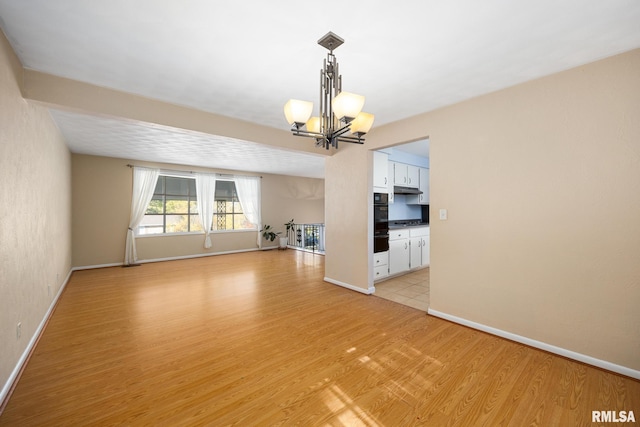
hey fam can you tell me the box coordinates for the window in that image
[138,176,255,235]
[138,176,201,235]
[212,180,254,231]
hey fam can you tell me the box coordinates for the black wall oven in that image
[373,192,389,253]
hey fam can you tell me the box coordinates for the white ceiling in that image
[1,0,639,177]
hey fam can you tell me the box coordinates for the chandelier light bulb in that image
[284,99,313,126]
[306,116,321,133]
[349,112,375,137]
[332,92,365,122]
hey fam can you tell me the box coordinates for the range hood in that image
[393,186,423,195]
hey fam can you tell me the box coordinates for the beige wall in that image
[328,49,640,371]
[72,154,324,267]
[0,30,72,394]
[325,144,372,291]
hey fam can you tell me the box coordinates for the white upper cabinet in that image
[388,161,395,203]
[373,151,389,193]
[407,167,429,205]
[407,165,419,188]
[393,162,407,186]
[392,162,420,189]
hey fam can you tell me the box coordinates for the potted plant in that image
[261,224,281,246]
[280,219,295,249]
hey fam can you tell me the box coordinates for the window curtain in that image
[195,173,217,248]
[234,176,262,248]
[124,167,160,266]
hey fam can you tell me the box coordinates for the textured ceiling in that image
[50,110,327,178]
[1,0,639,177]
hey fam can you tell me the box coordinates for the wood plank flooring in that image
[1,250,638,426]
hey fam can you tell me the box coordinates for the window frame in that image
[211,179,256,232]
[137,173,257,237]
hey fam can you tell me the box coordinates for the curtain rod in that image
[126,164,262,179]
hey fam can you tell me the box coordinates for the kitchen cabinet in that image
[407,167,429,205]
[409,227,430,268]
[392,162,419,188]
[373,151,389,193]
[421,234,430,266]
[373,251,389,281]
[393,162,407,186]
[389,229,410,275]
[388,162,395,203]
[407,165,419,188]
[410,236,422,269]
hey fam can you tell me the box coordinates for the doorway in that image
[373,138,430,311]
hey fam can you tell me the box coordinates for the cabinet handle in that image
[384,177,387,184]
[405,242,408,249]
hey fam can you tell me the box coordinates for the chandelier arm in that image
[336,136,365,144]
[292,129,325,138]
[290,130,364,145]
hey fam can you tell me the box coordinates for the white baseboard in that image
[135,247,261,264]
[72,262,123,271]
[324,277,375,295]
[427,308,640,380]
[72,248,265,271]
[1,269,72,406]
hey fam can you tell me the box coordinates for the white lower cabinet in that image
[388,227,429,277]
[373,251,389,281]
[409,227,430,269]
[389,229,410,275]
[410,236,422,269]
[421,235,430,266]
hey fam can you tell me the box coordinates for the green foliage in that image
[260,224,281,242]
[285,219,295,233]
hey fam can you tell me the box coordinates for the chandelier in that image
[284,32,374,150]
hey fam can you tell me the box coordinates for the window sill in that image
[136,229,257,238]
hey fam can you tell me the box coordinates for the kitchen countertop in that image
[388,222,430,230]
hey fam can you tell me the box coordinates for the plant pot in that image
[278,236,288,250]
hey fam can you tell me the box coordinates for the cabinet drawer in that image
[389,229,410,240]
[374,251,388,267]
[409,227,429,237]
[374,265,389,280]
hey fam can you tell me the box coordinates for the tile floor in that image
[373,267,430,311]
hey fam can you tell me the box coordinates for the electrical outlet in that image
[16,322,21,340]
[439,208,448,220]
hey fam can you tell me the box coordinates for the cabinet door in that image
[410,237,422,269]
[388,162,395,203]
[419,168,430,204]
[393,162,408,186]
[389,239,410,275]
[407,165,419,188]
[373,151,389,192]
[422,236,430,266]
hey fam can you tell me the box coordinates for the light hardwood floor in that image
[1,250,638,426]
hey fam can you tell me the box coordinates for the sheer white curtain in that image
[195,173,217,248]
[234,176,262,247]
[124,167,160,266]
